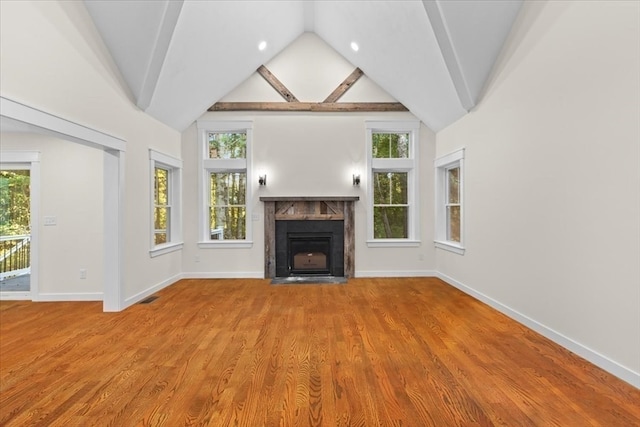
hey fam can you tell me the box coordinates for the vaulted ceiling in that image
[84,0,523,132]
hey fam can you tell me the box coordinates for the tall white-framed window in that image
[197,120,253,248]
[149,150,183,257]
[366,120,420,247]
[434,148,465,255]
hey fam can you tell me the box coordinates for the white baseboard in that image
[436,272,640,389]
[181,271,264,279]
[0,291,31,300]
[37,292,103,302]
[355,270,438,278]
[123,273,183,309]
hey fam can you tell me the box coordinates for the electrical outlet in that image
[194,256,200,263]
[79,269,87,279]
[44,216,57,226]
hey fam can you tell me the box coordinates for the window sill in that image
[367,239,421,248]
[198,240,253,249]
[150,242,184,258]
[434,240,465,255]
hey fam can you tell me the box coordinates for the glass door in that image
[0,168,31,292]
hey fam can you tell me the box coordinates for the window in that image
[197,121,253,248]
[366,121,420,247]
[435,148,465,254]
[149,150,183,257]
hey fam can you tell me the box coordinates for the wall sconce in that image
[258,174,267,186]
[352,174,361,186]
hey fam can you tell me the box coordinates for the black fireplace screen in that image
[275,220,344,277]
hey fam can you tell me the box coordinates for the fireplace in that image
[260,197,358,278]
[275,220,344,277]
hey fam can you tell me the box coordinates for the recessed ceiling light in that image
[258,41,267,51]
[350,41,359,52]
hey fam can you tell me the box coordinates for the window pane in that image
[210,172,246,240]
[154,207,169,230]
[373,206,408,239]
[154,167,169,205]
[210,173,246,205]
[154,232,167,245]
[447,205,461,242]
[373,172,407,204]
[447,167,459,204]
[208,132,247,159]
[372,133,409,159]
[210,207,246,239]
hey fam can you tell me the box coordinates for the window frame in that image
[434,148,465,255]
[366,120,420,247]
[149,149,183,257]
[197,120,253,248]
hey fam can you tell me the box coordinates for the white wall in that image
[0,1,183,306]
[435,1,640,386]
[182,34,437,277]
[1,134,103,298]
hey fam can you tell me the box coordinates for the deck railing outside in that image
[0,235,31,280]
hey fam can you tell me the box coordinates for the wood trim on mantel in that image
[260,196,359,202]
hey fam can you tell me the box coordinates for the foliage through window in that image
[446,167,461,242]
[209,172,246,240]
[208,132,246,159]
[154,167,170,245]
[367,122,420,246]
[0,170,30,236]
[373,171,408,238]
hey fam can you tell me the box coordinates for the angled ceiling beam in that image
[422,0,474,111]
[137,0,184,110]
[257,65,299,102]
[323,68,364,103]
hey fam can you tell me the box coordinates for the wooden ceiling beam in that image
[210,65,408,112]
[209,102,408,112]
[256,65,298,102]
[323,68,364,103]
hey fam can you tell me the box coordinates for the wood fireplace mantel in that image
[260,196,359,278]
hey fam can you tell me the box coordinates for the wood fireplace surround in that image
[260,196,358,279]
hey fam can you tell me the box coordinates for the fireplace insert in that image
[275,220,344,278]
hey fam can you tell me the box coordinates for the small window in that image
[366,121,420,247]
[197,121,253,248]
[372,133,410,159]
[149,150,183,257]
[208,132,247,159]
[435,149,464,254]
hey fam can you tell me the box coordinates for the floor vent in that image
[139,295,158,304]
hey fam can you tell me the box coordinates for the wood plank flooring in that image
[1,277,638,426]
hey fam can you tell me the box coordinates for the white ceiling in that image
[84,0,523,132]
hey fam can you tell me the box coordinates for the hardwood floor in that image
[1,277,638,426]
